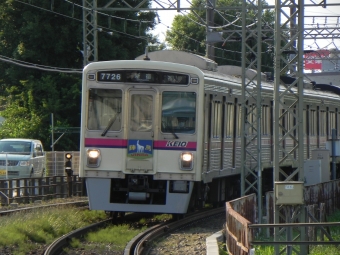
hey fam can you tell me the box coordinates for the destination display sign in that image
[97,70,189,85]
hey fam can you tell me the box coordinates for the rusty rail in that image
[125,207,225,255]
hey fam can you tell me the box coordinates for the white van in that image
[0,139,46,179]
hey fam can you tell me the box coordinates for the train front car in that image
[80,60,205,215]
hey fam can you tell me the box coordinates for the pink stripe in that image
[85,138,127,147]
[154,140,197,149]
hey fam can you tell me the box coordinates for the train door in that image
[126,89,156,173]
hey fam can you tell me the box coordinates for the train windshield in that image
[130,94,153,132]
[161,92,196,134]
[87,89,122,131]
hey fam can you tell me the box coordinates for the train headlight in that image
[86,149,101,167]
[180,152,193,170]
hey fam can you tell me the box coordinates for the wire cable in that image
[0,55,82,73]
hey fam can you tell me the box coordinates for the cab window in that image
[161,91,196,134]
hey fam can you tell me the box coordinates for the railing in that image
[0,175,86,205]
[225,194,257,255]
[46,151,80,176]
[225,179,340,254]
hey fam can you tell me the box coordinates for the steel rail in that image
[124,207,225,255]
[43,219,112,255]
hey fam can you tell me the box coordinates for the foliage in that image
[0,0,157,150]
[218,241,229,254]
[165,0,275,72]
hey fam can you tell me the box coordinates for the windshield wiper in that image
[101,114,118,136]
[172,132,179,139]
[171,127,179,139]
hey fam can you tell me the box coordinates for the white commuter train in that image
[79,50,340,215]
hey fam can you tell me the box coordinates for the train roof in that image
[135,50,218,71]
[136,50,267,81]
[135,50,340,98]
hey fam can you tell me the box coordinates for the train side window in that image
[320,110,326,136]
[303,109,307,135]
[328,111,336,138]
[225,103,234,138]
[161,92,196,134]
[262,105,270,135]
[310,110,316,136]
[213,101,222,138]
[247,105,254,135]
[285,110,293,132]
[236,104,242,137]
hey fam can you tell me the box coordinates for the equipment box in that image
[275,181,304,205]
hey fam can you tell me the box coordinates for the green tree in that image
[0,0,156,150]
[165,0,275,72]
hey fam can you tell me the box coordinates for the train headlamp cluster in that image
[180,152,193,170]
[86,149,101,167]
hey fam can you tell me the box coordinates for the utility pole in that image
[273,0,306,254]
[83,0,98,66]
[206,0,216,60]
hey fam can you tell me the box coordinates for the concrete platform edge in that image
[206,230,223,255]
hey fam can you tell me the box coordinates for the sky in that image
[151,0,340,50]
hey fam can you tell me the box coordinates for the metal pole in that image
[51,113,54,151]
[332,129,337,179]
[206,0,215,60]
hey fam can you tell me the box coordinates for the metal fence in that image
[226,179,340,254]
[225,194,257,255]
[0,175,86,205]
[46,151,80,176]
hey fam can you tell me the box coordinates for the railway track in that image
[42,207,225,255]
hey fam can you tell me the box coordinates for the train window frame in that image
[160,91,197,134]
[212,100,222,139]
[327,110,336,139]
[224,102,234,138]
[262,105,270,135]
[303,109,307,136]
[130,94,153,132]
[320,110,326,136]
[247,104,255,136]
[87,89,123,131]
[310,109,316,136]
[236,104,242,137]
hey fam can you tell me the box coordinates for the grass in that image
[253,210,340,255]
[218,241,228,255]
[0,206,107,255]
[64,224,148,253]
[0,205,173,255]
[65,213,172,254]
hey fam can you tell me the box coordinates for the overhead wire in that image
[11,0,282,71]
[6,0,272,71]
[63,0,154,24]
[0,55,82,73]
[14,0,154,41]
[10,0,338,72]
